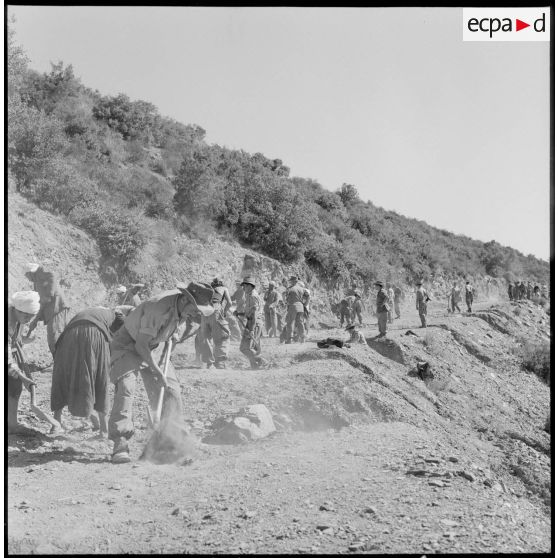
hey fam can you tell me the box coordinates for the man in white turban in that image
[8,291,41,435]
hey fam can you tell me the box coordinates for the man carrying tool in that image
[239,276,269,369]
[108,282,214,464]
[8,291,61,435]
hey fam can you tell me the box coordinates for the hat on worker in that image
[11,291,41,315]
[24,263,40,274]
[240,276,257,288]
[176,281,214,317]
[131,283,145,290]
[353,290,361,297]
[289,275,298,283]
[116,285,127,294]
[345,323,356,331]
[374,281,383,288]
[268,281,276,288]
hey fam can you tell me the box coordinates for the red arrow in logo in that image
[516,19,530,31]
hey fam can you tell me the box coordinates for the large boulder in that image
[203,404,276,445]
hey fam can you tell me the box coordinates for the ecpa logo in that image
[463,8,550,42]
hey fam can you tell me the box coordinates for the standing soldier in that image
[393,285,403,319]
[352,291,364,326]
[464,281,474,313]
[415,281,429,328]
[533,284,541,298]
[108,282,214,464]
[199,278,232,369]
[339,297,351,327]
[263,281,280,338]
[519,281,527,300]
[450,282,462,313]
[375,281,389,338]
[302,284,311,337]
[386,283,395,324]
[513,281,519,302]
[346,292,356,323]
[285,275,306,344]
[526,281,533,300]
[508,282,514,301]
[239,276,269,369]
[231,280,246,329]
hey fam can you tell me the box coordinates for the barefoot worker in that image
[108,282,214,464]
[7,291,43,435]
[51,306,134,436]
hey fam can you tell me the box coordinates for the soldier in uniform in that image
[339,297,351,327]
[386,283,395,324]
[301,284,311,337]
[239,276,268,369]
[464,281,474,313]
[519,281,527,300]
[450,282,462,313]
[263,281,280,338]
[375,281,389,337]
[199,278,232,369]
[393,286,403,319]
[108,282,214,463]
[352,291,364,325]
[415,280,429,328]
[285,275,306,343]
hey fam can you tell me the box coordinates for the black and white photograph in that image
[6,6,551,554]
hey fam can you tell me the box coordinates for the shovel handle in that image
[154,340,172,424]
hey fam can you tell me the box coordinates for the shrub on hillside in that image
[8,104,69,189]
[69,202,147,271]
[514,338,551,385]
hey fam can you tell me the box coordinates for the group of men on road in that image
[448,281,475,314]
[507,280,542,302]
[336,283,404,329]
[9,262,524,465]
[372,280,427,337]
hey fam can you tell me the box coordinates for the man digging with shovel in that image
[108,282,214,464]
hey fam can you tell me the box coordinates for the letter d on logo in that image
[534,13,545,32]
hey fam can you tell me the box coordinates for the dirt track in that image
[7,299,551,554]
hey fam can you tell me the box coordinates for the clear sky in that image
[8,6,551,260]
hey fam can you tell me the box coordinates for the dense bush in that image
[69,202,147,271]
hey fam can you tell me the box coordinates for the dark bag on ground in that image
[317,338,345,349]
